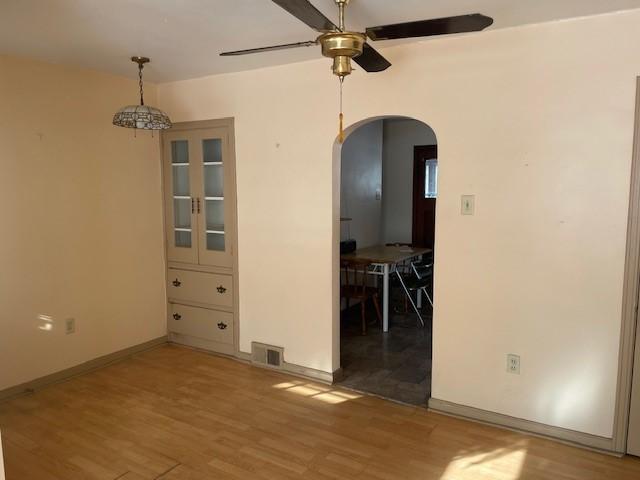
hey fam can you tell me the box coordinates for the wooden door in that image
[412,145,438,248]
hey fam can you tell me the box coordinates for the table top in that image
[341,245,432,265]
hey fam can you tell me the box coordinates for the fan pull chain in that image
[338,76,345,143]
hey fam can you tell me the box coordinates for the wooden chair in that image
[340,258,382,335]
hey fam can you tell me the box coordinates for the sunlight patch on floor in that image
[272,381,362,404]
[439,441,529,480]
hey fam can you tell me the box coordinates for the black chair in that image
[392,260,433,328]
[405,263,434,308]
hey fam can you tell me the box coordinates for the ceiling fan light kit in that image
[220,0,493,141]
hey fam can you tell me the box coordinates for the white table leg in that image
[417,289,422,308]
[383,263,389,332]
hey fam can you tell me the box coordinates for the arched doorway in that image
[333,116,438,406]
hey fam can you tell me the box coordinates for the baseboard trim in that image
[233,349,336,384]
[0,336,168,402]
[168,333,234,356]
[428,398,618,454]
[282,361,334,384]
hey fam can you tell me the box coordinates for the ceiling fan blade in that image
[353,43,391,73]
[271,0,337,32]
[220,40,316,56]
[366,14,493,41]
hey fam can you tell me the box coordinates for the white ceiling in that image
[1,0,640,83]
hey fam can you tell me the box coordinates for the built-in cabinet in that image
[162,119,238,355]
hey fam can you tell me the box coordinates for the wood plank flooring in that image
[1,345,639,479]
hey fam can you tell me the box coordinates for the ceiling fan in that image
[220,0,494,78]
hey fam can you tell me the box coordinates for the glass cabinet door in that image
[196,128,233,267]
[203,138,225,251]
[163,123,234,268]
[164,133,198,264]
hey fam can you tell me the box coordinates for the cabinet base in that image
[168,332,235,356]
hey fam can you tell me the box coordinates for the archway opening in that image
[333,116,437,406]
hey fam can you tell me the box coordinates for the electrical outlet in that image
[65,318,76,335]
[507,354,520,374]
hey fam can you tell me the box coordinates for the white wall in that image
[158,9,640,437]
[340,120,383,248]
[0,55,167,391]
[381,118,437,244]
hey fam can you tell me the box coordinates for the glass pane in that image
[173,198,192,248]
[174,199,192,229]
[173,165,190,197]
[203,138,222,163]
[171,140,189,164]
[205,199,224,233]
[204,164,224,198]
[424,159,438,198]
[175,230,192,248]
[207,233,225,251]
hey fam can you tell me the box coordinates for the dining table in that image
[340,244,432,332]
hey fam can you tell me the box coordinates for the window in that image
[424,159,438,198]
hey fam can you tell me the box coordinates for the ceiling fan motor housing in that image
[318,31,365,59]
[318,31,365,77]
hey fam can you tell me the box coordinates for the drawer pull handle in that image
[217,285,227,294]
[173,313,182,320]
[172,278,181,287]
[217,322,227,330]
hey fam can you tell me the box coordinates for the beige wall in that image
[0,55,167,390]
[159,9,640,438]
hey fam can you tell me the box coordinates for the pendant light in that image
[112,56,171,131]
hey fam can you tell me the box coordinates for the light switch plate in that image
[461,195,475,215]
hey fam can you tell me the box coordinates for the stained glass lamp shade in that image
[113,57,171,131]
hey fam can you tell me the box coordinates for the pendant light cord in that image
[138,62,145,106]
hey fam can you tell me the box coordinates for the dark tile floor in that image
[338,298,432,406]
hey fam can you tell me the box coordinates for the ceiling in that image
[1,0,640,83]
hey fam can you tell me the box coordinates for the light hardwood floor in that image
[1,345,639,480]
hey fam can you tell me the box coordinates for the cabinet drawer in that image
[169,304,233,345]
[167,268,232,307]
